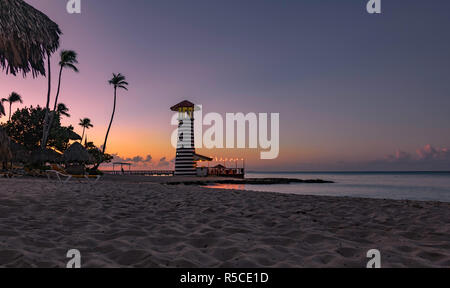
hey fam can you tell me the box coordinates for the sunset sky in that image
[1,0,450,171]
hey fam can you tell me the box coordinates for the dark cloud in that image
[278,144,450,172]
[372,145,450,170]
[416,145,450,161]
[157,157,170,168]
[112,154,153,164]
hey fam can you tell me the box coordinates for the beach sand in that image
[0,177,449,268]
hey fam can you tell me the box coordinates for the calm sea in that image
[209,172,450,202]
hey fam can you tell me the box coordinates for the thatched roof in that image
[64,142,91,163]
[213,164,226,169]
[0,0,61,77]
[171,100,199,111]
[194,153,213,162]
[0,126,12,162]
[30,148,61,164]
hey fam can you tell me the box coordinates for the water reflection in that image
[205,184,246,190]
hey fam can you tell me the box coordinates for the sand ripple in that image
[0,178,449,267]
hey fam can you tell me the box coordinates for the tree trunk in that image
[41,54,52,150]
[102,87,117,154]
[81,127,85,143]
[92,87,117,171]
[44,65,63,147]
[53,66,64,112]
[8,102,11,122]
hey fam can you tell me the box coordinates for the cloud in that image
[157,157,170,168]
[287,144,450,172]
[112,154,153,164]
[373,144,450,170]
[384,150,412,162]
[416,144,450,161]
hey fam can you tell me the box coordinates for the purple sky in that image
[1,0,450,171]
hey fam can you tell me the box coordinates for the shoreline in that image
[1,177,449,268]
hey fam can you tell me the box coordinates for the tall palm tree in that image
[41,52,53,149]
[42,50,79,148]
[78,118,93,143]
[0,101,5,118]
[102,73,128,154]
[53,50,79,112]
[2,92,23,121]
[56,103,71,118]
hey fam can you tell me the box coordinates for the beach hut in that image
[63,142,92,175]
[0,0,61,76]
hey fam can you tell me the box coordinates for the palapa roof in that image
[0,0,61,77]
[212,164,226,169]
[170,100,196,111]
[64,142,91,163]
[193,153,213,162]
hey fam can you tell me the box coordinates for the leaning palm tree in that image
[2,92,23,121]
[0,101,5,118]
[78,118,93,143]
[42,50,79,147]
[102,73,129,154]
[53,50,79,111]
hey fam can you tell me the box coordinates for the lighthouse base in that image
[174,148,196,176]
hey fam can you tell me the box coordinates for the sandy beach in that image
[0,177,449,268]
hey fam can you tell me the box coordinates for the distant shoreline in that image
[246,171,450,174]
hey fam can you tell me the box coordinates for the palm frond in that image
[59,50,79,72]
[0,0,61,77]
[109,73,129,90]
[8,91,23,103]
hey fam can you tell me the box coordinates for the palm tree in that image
[78,118,93,143]
[41,52,52,149]
[0,101,5,118]
[56,103,71,118]
[42,50,79,148]
[53,50,79,112]
[2,92,23,121]
[102,73,128,154]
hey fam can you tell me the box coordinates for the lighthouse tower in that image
[171,100,197,176]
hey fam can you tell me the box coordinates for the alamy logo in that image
[66,249,81,268]
[171,105,280,160]
[366,249,381,268]
[366,0,381,14]
[67,0,81,14]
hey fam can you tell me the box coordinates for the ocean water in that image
[209,172,450,202]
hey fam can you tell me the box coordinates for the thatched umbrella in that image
[30,148,61,164]
[0,0,61,76]
[0,127,12,167]
[64,142,91,163]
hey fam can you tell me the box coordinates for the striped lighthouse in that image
[171,100,197,176]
